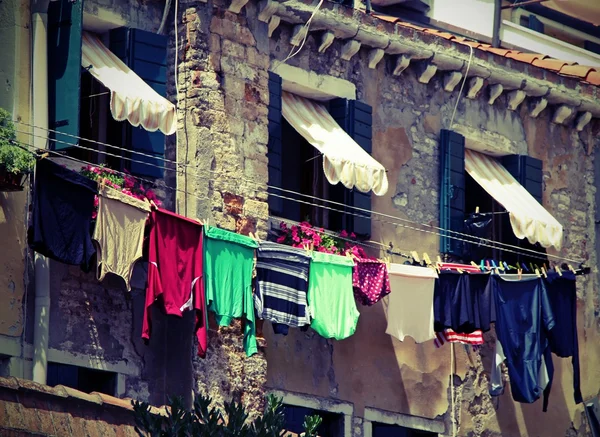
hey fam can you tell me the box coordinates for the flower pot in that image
[0,167,28,192]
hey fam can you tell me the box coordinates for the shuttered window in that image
[48,0,83,150]
[110,28,168,178]
[439,129,465,257]
[330,98,373,238]
[267,72,284,216]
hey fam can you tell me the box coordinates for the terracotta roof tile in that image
[484,47,514,56]
[586,71,600,85]
[531,58,570,71]
[397,21,426,31]
[372,13,398,24]
[559,65,597,78]
[458,40,483,48]
[93,393,135,411]
[505,52,545,63]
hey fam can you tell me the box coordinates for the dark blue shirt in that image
[491,275,555,405]
[30,159,97,270]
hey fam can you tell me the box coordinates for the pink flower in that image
[93,195,99,207]
[276,235,286,243]
[350,232,356,239]
[311,233,321,247]
[280,222,288,231]
[340,230,348,238]
[91,211,97,219]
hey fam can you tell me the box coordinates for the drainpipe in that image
[31,0,50,385]
[492,0,502,48]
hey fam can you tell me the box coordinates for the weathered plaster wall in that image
[261,21,600,437]
[83,0,163,33]
[0,0,31,350]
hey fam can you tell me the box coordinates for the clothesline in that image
[5,133,586,266]
[27,160,584,415]
[12,120,580,261]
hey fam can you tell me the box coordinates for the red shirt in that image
[142,208,207,357]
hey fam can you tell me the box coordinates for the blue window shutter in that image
[439,129,465,257]
[501,155,543,203]
[47,0,83,150]
[330,98,373,238]
[528,15,545,33]
[109,28,167,178]
[267,72,283,216]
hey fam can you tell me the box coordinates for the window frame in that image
[363,407,445,437]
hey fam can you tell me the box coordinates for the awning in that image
[465,149,563,249]
[81,32,176,135]
[281,92,389,196]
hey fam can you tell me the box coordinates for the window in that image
[283,405,344,437]
[267,72,373,237]
[372,422,437,437]
[439,129,549,266]
[48,0,167,179]
[46,362,117,396]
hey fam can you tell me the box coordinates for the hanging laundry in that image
[93,186,150,291]
[307,251,359,340]
[204,227,258,357]
[142,209,206,356]
[30,159,98,270]
[545,271,583,405]
[464,213,493,261]
[433,272,495,333]
[353,258,391,306]
[438,262,482,274]
[433,329,484,348]
[255,242,311,330]
[386,263,437,343]
[489,275,555,408]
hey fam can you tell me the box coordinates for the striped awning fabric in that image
[81,32,176,135]
[281,92,389,196]
[465,149,563,249]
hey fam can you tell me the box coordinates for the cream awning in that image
[81,32,176,135]
[281,92,389,196]
[465,149,563,250]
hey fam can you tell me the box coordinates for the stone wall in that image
[167,0,272,418]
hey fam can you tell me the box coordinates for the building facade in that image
[0,0,599,436]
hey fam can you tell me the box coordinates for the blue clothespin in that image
[521,262,529,272]
[503,261,510,271]
[480,259,485,272]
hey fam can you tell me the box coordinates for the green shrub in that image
[0,108,35,174]
[132,394,322,437]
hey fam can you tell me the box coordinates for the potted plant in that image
[0,107,35,191]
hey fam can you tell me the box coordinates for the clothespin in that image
[475,206,480,214]
[497,261,505,272]
[540,266,547,278]
[530,263,536,273]
[568,264,576,274]
[456,267,464,274]
[485,260,491,271]
[503,261,510,271]
[543,263,548,272]
[411,251,420,263]
[480,260,485,272]
[521,262,530,273]
[517,268,523,280]
[554,265,562,277]
[423,253,432,266]
[149,199,158,210]
[535,268,541,278]
[437,255,443,265]
[470,261,479,268]
[39,152,49,159]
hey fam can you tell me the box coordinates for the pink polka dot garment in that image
[352,258,391,306]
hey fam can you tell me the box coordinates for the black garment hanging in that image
[464,213,493,259]
[433,272,495,333]
[29,159,97,270]
[544,271,583,406]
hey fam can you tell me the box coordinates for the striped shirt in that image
[434,329,484,348]
[254,242,312,328]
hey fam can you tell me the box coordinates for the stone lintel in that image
[340,39,361,61]
[488,83,504,105]
[392,55,411,76]
[290,24,308,46]
[318,31,335,53]
[507,90,527,111]
[575,111,592,131]
[443,71,463,92]
[529,97,548,118]
[355,27,390,50]
[466,77,485,99]
[430,52,464,71]
[368,48,385,69]
[552,105,575,124]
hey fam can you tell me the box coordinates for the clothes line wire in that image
[7,134,582,264]
[11,120,570,257]
[7,127,585,264]
[12,122,574,260]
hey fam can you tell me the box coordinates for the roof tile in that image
[585,71,600,85]
[531,58,570,71]
[559,65,597,78]
[93,392,135,411]
[485,47,514,56]
[372,13,398,24]
[505,52,546,63]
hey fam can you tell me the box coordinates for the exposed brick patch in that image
[235,216,257,235]
[223,192,244,216]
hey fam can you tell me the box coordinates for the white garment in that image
[490,339,549,396]
[385,263,438,343]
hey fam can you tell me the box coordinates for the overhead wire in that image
[8,123,585,264]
